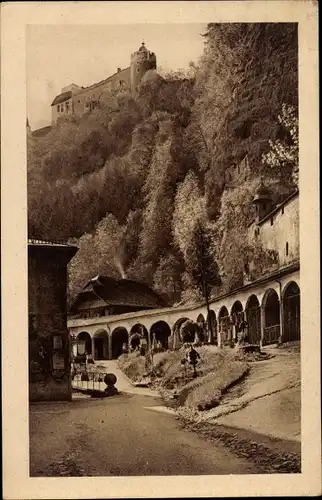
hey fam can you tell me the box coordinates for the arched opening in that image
[230,301,244,342]
[230,301,244,324]
[93,329,109,360]
[172,317,191,347]
[111,327,129,359]
[245,295,261,344]
[283,282,300,342]
[130,323,148,351]
[179,319,198,344]
[218,306,231,345]
[206,310,217,344]
[196,314,206,343]
[150,321,171,350]
[262,289,280,345]
[76,331,92,355]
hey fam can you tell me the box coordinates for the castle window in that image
[137,68,140,73]
[286,242,289,256]
[57,105,60,112]
[270,217,273,226]
[78,100,80,103]
[281,207,284,215]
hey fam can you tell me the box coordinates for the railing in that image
[72,370,107,392]
[28,238,71,246]
[263,324,280,345]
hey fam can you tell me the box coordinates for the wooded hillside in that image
[28,23,298,304]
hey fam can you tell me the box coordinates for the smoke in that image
[114,255,126,279]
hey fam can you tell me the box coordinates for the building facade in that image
[51,42,156,125]
[248,186,299,269]
[69,275,167,359]
[29,239,78,401]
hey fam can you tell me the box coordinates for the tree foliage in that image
[28,23,299,304]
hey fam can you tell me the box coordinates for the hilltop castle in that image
[50,42,156,125]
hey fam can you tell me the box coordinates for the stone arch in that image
[173,317,190,334]
[282,281,300,342]
[172,317,190,348]
[245,295,261,345]
[130,323,148,351]
[150,321,171,350]
[179,319,198,344]
[230,300,244,323]
[206,310,217,344]
[196,314,207,343]
[111,327,129,359]
[76,331,92,355]
[93,329,109,360]
[218,306,231,344]
[262,288,280,345]
[230,300,244,342]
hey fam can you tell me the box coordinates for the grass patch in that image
[118,352,147,382]
[180,359,249,411]
[118,346,249,412]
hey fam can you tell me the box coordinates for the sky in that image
[26,23,207,129]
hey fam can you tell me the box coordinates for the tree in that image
[261,103,299,187]
[153,252,185,304]
[185,219,221,340]
[172,170,206,259]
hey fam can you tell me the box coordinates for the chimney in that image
[117,68,121,73]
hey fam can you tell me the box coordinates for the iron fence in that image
[72,370,107,392]
[263,324,280,345]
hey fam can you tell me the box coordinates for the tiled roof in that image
[72,275,167,311]
[51,91,72,106]
[31,125,52,137]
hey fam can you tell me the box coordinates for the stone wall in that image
[28,243,77,401]
[249,194,299,267]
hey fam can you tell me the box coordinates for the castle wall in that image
[51,97,73,125]
[72,67,131,115]
[51,67,131,124]
[50,42,157,123]
[249,194,299,267]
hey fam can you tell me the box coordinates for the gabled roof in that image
[51,91,72,106]
[70,275,167,313]
[32,125,52,137]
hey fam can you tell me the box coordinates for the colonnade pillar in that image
[260,307,265,348]
[108,332,113,360]
[91,336,96,360]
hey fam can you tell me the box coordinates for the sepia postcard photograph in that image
[1,1,321,499]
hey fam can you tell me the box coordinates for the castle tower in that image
[251,182,273,223]
[130,41,157,93]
